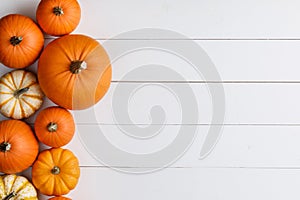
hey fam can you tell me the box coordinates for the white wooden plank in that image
[0,0,37,20]
[7,40,300,82]
[67,83,300,124]
[36,167,300,200]
[66,125,300,168]
[1,40,300,82]
[0,82,296,125]
[2,0,300,39]
[103,40,300,81]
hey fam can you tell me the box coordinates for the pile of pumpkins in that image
[0,0,111,199]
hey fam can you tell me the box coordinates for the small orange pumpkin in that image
[38,34,112,110]
[0,70,44,119]
[49,197,71,200]
[0,14,44,69]
[32,148,80,196]
[35,106,75,147]
[36,0,81,36]
[0,120,39,174]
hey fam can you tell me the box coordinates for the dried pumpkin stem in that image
[53,6,64,16]
[3,192,16,200]
[70,60,87,74]
[10,36,22,46]
[13,87,29,99]
[47,122,58,132]
[51,166,60,175]
[0,142,11,152]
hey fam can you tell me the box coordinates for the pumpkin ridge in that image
[62,0,78,8]
[18,70,27,88]
[11,178,28,195]
[22,81,37,89]
[59,153,78,167]
[20,98,36,111]
[53,148,64,166]
[59,176,73,191]
[0,80,15,92]
[8,72,18,90]
[17,182,36,198]
[61,172,79,184]
[58,166,80,177]
[54,176,69,194]
[18,100,26,119]
[0,96,14,107]
[22,93,43,99]
[32,175,55,196]
[5,174,17,194]
[8,99,17,118]
[0,92,13,95]
[35,159,53,170]
[55,41,73,62]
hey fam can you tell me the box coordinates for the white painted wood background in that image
[2,0,300,199]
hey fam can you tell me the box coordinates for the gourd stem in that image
[0,142,11,152]
[13,87,29,99]
[51,166,60,175]
[53,6,64,16]
[3,192,16,200]
[70,60,87,74]
[47,122,58,132]
[10,36,22,46]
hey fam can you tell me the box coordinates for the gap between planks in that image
[111,81,300,84]
[26,123,300,126]
[44,37,300,41]
[78,166,300,170]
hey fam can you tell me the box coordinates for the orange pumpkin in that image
[0,120,39,174]
[32,148,80,196]
[36,0,81,36]
[38,34,112,110]
[0,14,44,69]
[35,106,75,147]
[0,70,44,119]
[49,197,71,200]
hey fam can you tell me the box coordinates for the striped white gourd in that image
[0,174,38,200]
[0,70,44,119]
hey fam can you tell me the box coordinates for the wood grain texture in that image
[57,167,300,200]
[64,125,300,168]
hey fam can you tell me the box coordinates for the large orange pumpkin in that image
[0,14,44,69]
[0,70,44,119]
[0,120,39,174]
[38,34,112,110]
[32,148,80,196]
[49,197,71,200]
[36,0,81,36]
[35,106,75,147]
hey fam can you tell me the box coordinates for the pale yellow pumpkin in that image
[0,174,38,200]
[0,70,44,119]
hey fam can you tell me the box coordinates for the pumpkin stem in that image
[51,166,60,175]
[0,142,11,152]
[47,122,58,132]
[10,36,22,46]
[13,87,29,99]
[70,60,87,74]
[53,6,64,16]
[3,192,16,200]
